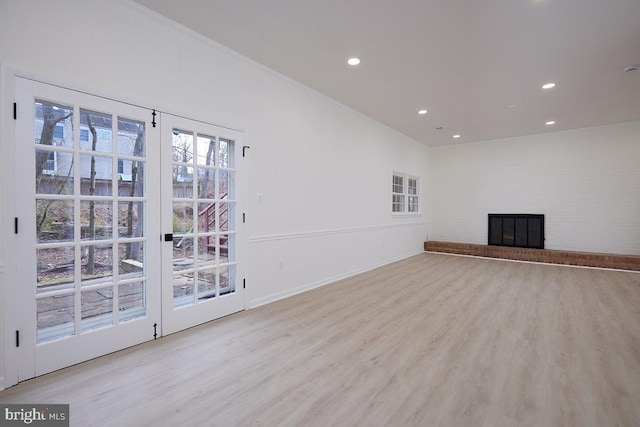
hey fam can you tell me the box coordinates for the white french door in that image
[8,78,245,383]
[160,114,245,335]
[12,78,161,380]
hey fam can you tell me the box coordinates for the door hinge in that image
[243,278,246,289]
[15,330,20,347]
[242,145,250,157]
[13,102,17,120]
[14,217,18,234]
[153,322,158,340]
[151,110,157,128]
[242,213,246,223]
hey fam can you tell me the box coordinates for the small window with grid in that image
[392,173,419,214]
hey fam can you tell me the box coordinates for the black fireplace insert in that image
[488,214,544,249]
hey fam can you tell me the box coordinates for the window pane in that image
[173,129,194,164]
[119,281,146,322]
[174,271,195,307]
[37,246,75,292]
[197,167,215,199]
[80,244,114,285]
[80,155,113,196]
[81,287,113,332]
[35,101,73,147]
[197,236,216,266]
[173,237,194,271]
[35,150,74,194]
[408,178,417,195]
[80,201,113,240]
[197,268,216,300]
[220,264,236,295]
[118,201,144,238]
[37,294,75,343]
[173,202,194,234]
[118,118,145,158]
[219,170,235,199]
[36,199,74,243]
[196,134,216,166]
[219,202,235,232]
[392,194,405,212]
[408,196,419,212]
[219,234,235,264]
[198,202,216,234]
[80,110,112,153]
[392,175,404,194]
[118,160,145,197]
[219,138,234,168]
[119,242,145,279]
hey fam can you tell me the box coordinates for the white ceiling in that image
[133,0,640,146]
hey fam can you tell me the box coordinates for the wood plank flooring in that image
[1,253,639,426]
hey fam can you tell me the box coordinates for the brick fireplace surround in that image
[424,241,640,271]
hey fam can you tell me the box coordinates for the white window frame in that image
[392,172,420,215]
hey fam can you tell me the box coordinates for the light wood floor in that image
[2,253,639,426]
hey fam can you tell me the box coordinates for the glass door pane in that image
[161,115,244,335]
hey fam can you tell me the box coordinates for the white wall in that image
[427,121,640,255]
[0,0,429,386]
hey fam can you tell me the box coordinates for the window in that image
[392,173,419,214]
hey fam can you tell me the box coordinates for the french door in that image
[9,78,244,383]
[160,114,245,335]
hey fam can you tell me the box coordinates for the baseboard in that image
[247,250,423,309]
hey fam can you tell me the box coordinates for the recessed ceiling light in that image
[347,57,360,66]
[453,134,461,139]
[418,109,428,115]
[545,120,556,125]
[542,82,556,89]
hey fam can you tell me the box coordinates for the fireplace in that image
[488,214,544,249]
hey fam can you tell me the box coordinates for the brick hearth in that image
[424,241,640,271]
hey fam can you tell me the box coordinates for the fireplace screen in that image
[488,214,544,249]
